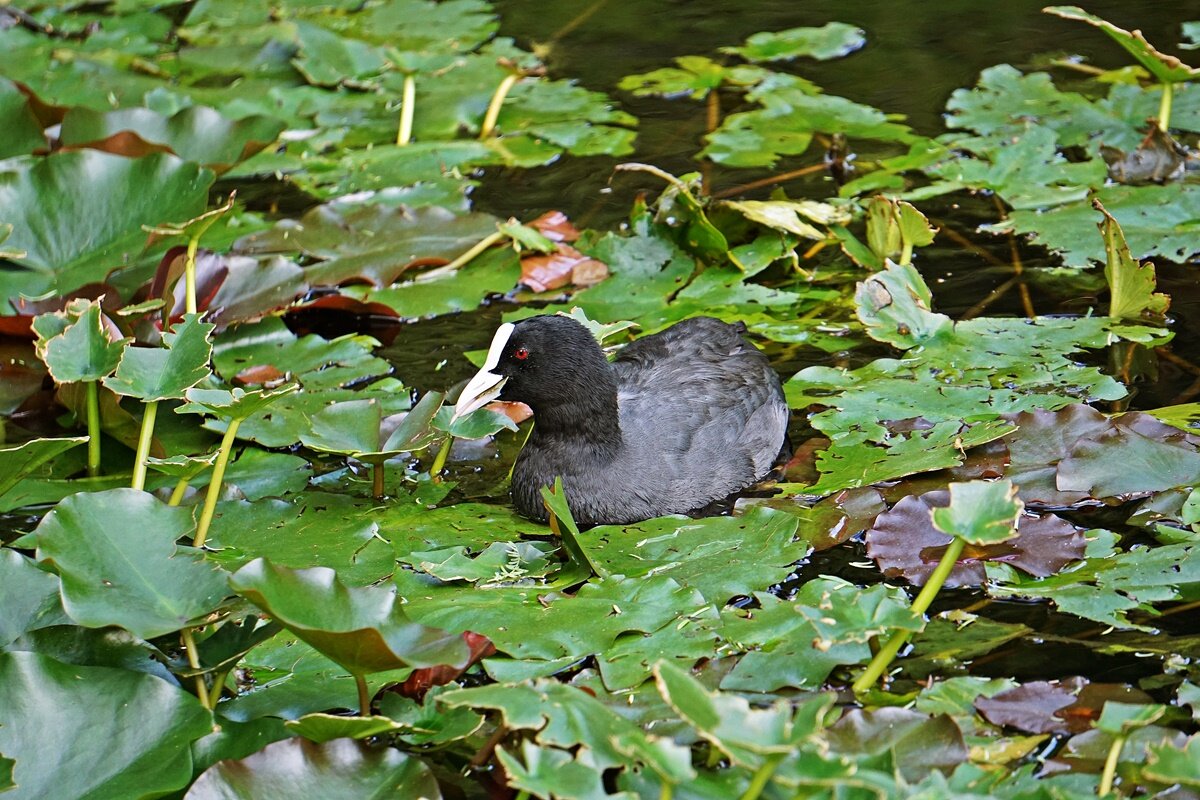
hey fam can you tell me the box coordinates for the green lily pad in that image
[0,436,88,499]
[104,314,214,401]
[238,201,500,288]
[60,105,285,174]
[186,738,441,800]
[35,488,230,639]
[722,22,866,63]
[179,383,300,421]
[655,660,834,769]
[577,506,809,605]
[284,713,407,743]
[0,651,212,800]
[439,679,694,782]
[0,151,213,301]
[0,79,46,159]
[0,549,68,648]
[203,493,398,585]
[364,246,521,318]
[229,558,470,675]
[618,55,768,99]
[1143,736,1200,787]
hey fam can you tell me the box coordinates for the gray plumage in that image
[487,315,788,525]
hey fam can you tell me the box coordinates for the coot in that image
[452,314,789,525]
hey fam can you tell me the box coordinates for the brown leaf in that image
[396,632,496,701]
[61,130,175,160]
[528,210,581,243]
[976,678,1086,734]
[976,678,1153,735]
[234,364,288,387]
[1101,120,1192,185]
[520,244,607,293]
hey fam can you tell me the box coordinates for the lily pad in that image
[722,23,866,63]
[60,105,285,174]
[0,651,212,800]
[229,558,470,674]
[185,738,441,800]
[104,314,214,401]
[34,488,230,639]
[0,151,213,301]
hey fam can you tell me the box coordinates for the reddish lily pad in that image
[867,490,1085,587]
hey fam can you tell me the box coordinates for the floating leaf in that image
[1143,737,1200,788]
[0,651,212,800]
[60,105,284,174]
[284,713,407,743]
[723,22,866,63]
[186,738,441,800]
[229,558,470,675]
[35,489,229,639]
[618,55,768,99]
[655,660,833,769]
[0,151,213,301]
[237,202,500,288]
[868,490,1084,587]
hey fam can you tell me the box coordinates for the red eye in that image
[514,346,529,360]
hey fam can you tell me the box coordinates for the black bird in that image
[452,314,789,525]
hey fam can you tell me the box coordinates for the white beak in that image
[451,322,515,423]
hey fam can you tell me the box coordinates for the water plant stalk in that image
[430,435,453,482]
[739,753,784,800]
[355,673,370,716]
[184,235,200,315]
[206,668,229,711]
[85,380,101,477]
[130,400,158,491]
[397,74,416,145]
[480,73,520,139]
[167,479,190,506]
[416,231,505,283]
[1158,81,1174,130]
[852,537,966,692]
[193,419,241,548]
[1099,734,1125,796]
[180,627,209,707]
[372,460,386,501]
